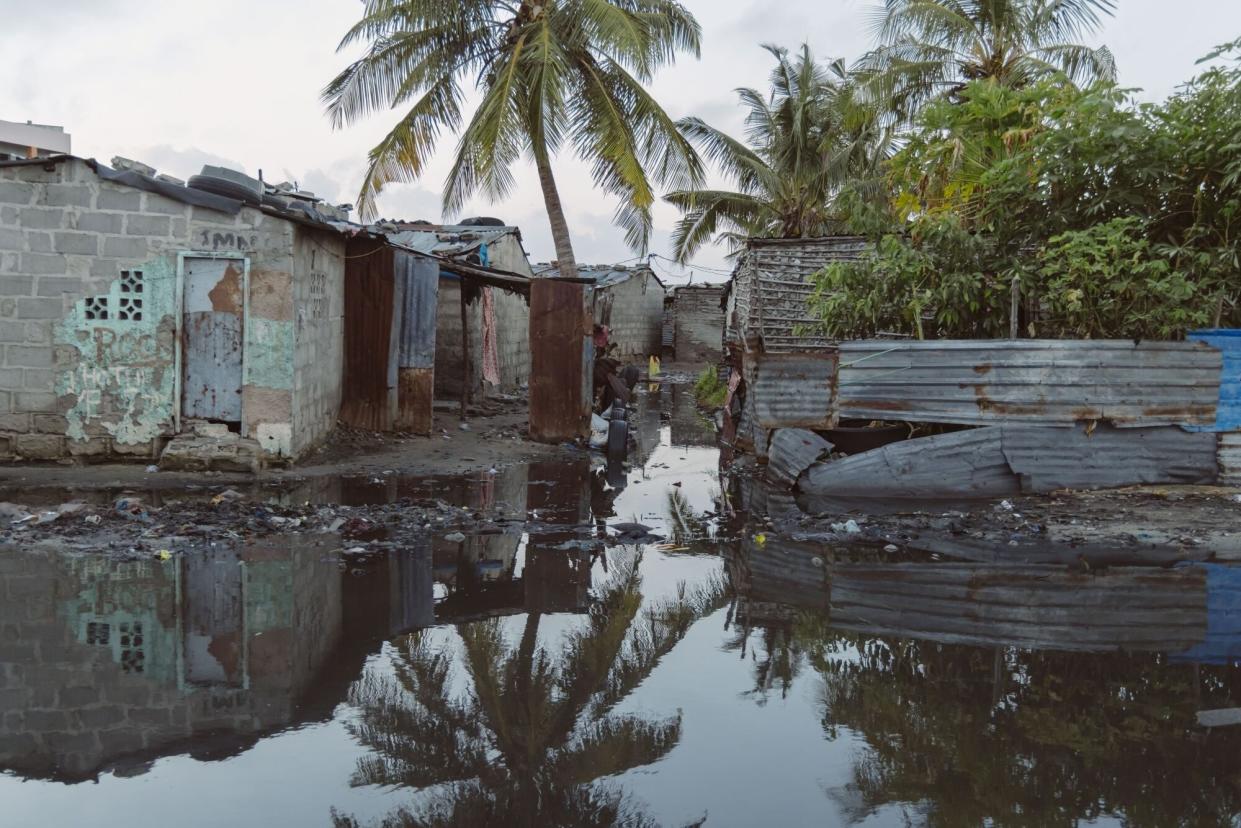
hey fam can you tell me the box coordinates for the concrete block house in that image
[577,263,665,359]
[0,155,347,463]
[672,283,726,364]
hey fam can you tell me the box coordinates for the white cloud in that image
[2,0,1238,274]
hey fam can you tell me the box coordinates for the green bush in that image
[693,366,728,410]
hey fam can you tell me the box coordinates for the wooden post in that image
[1009,276,1021,339]
[460,284,470,421]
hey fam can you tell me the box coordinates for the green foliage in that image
[325,0,703,255]
[693,366,727,410]
[813,46,1241,340]
[1039,218,1213,339]
[857,0,1117,120]
[665,44,893,260]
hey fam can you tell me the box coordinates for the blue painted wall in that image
[1188,329,1241,432]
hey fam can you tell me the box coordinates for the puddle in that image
[2,383,1241,827]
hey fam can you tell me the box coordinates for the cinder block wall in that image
[290,228,345,457]
[0,157,335,462]
[673,285,725,364]
[599,270,664,358]
[433,234,531,400]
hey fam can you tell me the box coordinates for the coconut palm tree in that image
[323,0,704,279]
[332,552,726,827]
[665,44,892,261]
[857,0,1118,119]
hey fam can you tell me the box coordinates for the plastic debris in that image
[145,465,160,473]
[831,520,863,535]
[444,532,466,543]
[884,544,899,553]
[155,550,172,561]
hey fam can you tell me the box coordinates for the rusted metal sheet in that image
[529,279,592,443]
[397,253,439,370]
[735,392,769,459]
[830,563,1208,653]
[183,257,243,422]
[767,429,833,488]
[394,253,439,435]
[1221,433,1241,487]
[341,239,398,431]
[802,422,1219,499]
[1002,423,1218,492]
[802,426,1019,499]
[837,339,1222,428]
[750,351,838,429]
[731,236,867,353]
[1187,329,1241,432]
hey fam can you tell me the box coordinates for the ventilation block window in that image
[85,296,109,321]
[118,296,143,321]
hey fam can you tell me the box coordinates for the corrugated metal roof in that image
[801,426,1019,499]
[730,236,867,353]
[1187,329,1241,432]
[749,351,838,429]
[830,562,1208,652]
[837,339,1222,428]
[381,225,518,258]
[767,429,834,488]
[1002,424,1218,492]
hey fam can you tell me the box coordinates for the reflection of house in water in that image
[0,540,344,781]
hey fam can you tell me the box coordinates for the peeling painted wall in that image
[0,157,344,461]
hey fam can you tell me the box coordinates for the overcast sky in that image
[3,0,1239,283]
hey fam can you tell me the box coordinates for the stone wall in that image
[0,157,344,461]
[673,284,725,364]
[597,269,664,358]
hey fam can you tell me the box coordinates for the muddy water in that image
[3,383,1241,827]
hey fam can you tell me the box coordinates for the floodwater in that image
[3,383,1241,827]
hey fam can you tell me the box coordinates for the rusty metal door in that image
[183,257,244,422]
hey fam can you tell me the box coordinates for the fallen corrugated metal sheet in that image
[767,429,834,488]
[1187,329,1241,432]
[830,563,1208,652]
[731,236,867,353]
[735,393,769,459]
[801,427,1020,499]
[1221,433,1241,486]
[836,339,1221,428]
[750,351,838,429]
[1001,424,1219,492]
[801,423,1220,498]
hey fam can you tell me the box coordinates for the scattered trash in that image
[155,550,172,561]
[999,500,1015,511]
[811,556,824,567]
[84,514,102,526]
[211,489,245,506]
[459,422,471,431]
[444,532,467,543]
[114,497,151,523]
[145,465,160,473]
[831,520,863,535]
[884,544,899,553]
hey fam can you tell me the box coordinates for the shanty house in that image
[671,283,726,364]
[576,263,665,358]
[724,235,867,354]
[380,223,532,402]
[0,155,348,463]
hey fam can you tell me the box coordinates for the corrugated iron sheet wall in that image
[341,239,397,431]
[732,236,867,353]
[837,339,1222,428]
[749,351,838,429]
[1188,329,1241,432]
[1221,433,1241,486]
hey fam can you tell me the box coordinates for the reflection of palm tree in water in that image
[333,551,724,827]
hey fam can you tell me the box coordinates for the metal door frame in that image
[174,252,251,435]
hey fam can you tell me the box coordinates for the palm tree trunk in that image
[534,149,578,279]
